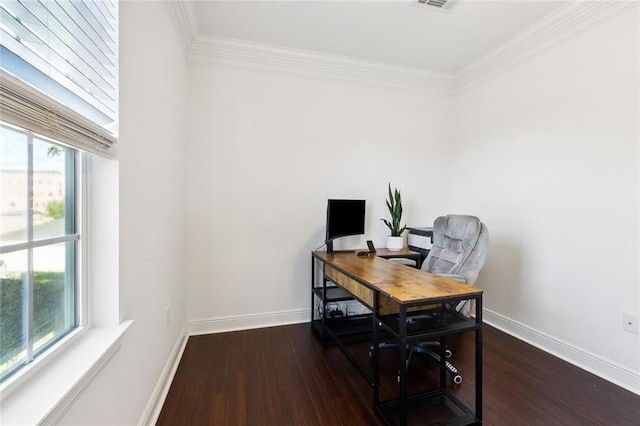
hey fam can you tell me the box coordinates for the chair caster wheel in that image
[452,374,462,384]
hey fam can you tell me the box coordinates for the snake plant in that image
[381,183,407,237]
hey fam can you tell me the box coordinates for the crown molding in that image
[453,1,638,92]
[166,0,453,93]
[189,35,454,93]
[165,0,198,56]
[166,0,637,94]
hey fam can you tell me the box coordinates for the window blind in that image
[0,0,118,156]
[0,68,116,156]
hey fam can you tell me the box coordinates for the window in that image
[0,0,117,386]
[0,124,79,383]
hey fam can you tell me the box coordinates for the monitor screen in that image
[325,199,366,253]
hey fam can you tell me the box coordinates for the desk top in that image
[313,251,482,305]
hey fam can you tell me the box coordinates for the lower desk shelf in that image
[377,307,478,340]
[311,314,372,339]
[377,390,479,426]
[312,285,354,302]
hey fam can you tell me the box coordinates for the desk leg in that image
[476,296,483,422]
[372,291,380,409]
[399,305,407,426]
[439,335,447,388]
[310,255,315,325]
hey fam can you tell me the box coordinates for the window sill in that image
[0,320,133,425]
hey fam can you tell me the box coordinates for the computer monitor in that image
[325,199,366,255]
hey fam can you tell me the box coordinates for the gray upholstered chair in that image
[376,214,489,384]
[421,214,489,315]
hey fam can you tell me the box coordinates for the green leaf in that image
[381,182,406,237]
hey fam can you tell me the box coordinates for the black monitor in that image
[325,199,366,255]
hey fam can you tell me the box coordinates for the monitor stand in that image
[326,240,334,256]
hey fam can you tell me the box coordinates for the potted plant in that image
[381,183,407,251]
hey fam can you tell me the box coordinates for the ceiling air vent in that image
[418,0,460,10]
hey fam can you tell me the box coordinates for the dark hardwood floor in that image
[157,323,640,425]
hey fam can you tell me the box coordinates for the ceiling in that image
[190,0,569,74]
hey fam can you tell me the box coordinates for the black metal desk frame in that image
[311,251,483,426]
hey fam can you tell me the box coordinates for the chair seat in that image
[388,257,417,267]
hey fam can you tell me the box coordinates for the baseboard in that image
[483,308,640,396]
[188,308,310,336]
[138,323,189,426]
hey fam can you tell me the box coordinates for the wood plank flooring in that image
[157,323,640,425]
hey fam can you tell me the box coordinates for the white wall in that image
[452,6,639,389]
[186,65,453,329]
[39,4,640,423]
[56,2,189,424]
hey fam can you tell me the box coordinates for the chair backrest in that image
[421,214,489,287]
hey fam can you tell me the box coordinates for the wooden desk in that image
[311,251,483,426]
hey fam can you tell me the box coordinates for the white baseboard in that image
[138,323,189,426]
[483,308,640,396]
[188,308,310,336]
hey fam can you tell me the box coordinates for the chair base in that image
[371,342,463,385]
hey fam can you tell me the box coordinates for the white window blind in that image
[0,0,117,157]
[0,68,116,156]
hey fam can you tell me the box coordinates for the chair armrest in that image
[434,273,467,284]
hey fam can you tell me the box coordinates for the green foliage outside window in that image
[44,200,65,220]
[0,272,67,373]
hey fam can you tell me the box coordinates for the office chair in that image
[375,214,489,384]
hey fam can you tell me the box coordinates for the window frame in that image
[0,123,86,385]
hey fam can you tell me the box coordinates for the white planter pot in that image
[386,236,403,251]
